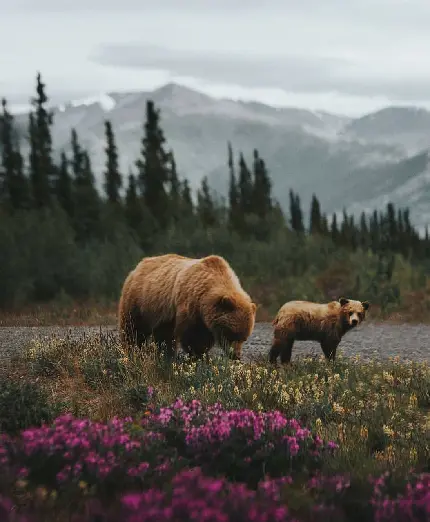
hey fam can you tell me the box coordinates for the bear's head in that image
[339,297,370,329]
[204,292,257,359]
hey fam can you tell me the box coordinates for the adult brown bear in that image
[118,253,256,360]
[269,297,370,364]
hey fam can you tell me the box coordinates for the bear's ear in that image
[216,295,236,312]
[251,302,257,313]
[362,301,370,311]
[339,297,349,307]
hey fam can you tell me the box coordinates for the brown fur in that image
[269,297,370,364]
[118,253,257,360]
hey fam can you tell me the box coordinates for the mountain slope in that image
[11,83,430,230]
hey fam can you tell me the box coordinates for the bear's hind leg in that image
[153,320,176,359]
[269,335,294,364]
[120,304,151,349]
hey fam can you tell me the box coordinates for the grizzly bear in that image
[269,297,369,364]
[118,253,257,360]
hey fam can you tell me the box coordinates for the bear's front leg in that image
[229,341,243,361]
[174,309,215,359]
[320,339,339,361]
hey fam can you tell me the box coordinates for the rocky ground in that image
[0,322,429,363]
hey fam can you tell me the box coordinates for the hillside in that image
[12,83,430,231]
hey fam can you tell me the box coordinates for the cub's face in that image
[208,294,257,357]
[339,297,370,328]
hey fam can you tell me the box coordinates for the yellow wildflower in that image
[36,487,48,500]
[337,423,346,443]
[383,371,394,384]
[360,426,369,440]
[385,445,395,464]
[409,393,418,408]
[387,394,396,411]
[332,402,345,414]
[383,425,395,438]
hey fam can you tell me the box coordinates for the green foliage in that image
[0,98,30,210]
[197,176,218,228]
[0,378,64,435]
[1,72,430,316]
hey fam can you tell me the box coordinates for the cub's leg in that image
[269,332,294,364]
[280,338,294,364]
[320,339,339,361]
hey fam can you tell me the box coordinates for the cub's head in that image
[205,292,257,359]
[339,297,370,329]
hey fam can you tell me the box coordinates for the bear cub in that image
[269,297,370,364]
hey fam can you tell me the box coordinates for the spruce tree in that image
[0,98,29,210]
[28,72,55,208]
[339,208,350,246]
[103,120,122,204]
[349,214,358,250]
[70,129,100,241]
[227,142,239,230]
[331,213,339,244]
[180,179,194,220]
[136,100,170,229]
[359,211,369,250]
[251,148,272,219]
[309,194,322,235]
[56,151,73,217]
[167,150,181,224]
[237,152,253,216]
[320,213,329,236]
[289,189,304,233]
[125,172,144,232]
[197,176,217,228]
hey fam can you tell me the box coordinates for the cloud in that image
[5,0,430,114]
[91,43,430,102]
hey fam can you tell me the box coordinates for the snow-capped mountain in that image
[11,83,430,231]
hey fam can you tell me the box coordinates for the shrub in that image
[0,379,64,435]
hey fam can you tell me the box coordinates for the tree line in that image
[0,72,429,312]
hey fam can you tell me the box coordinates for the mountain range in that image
[11,83,430,233]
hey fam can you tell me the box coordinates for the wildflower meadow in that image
[0,332,429,521]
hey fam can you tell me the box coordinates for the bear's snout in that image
[351,318,358,326]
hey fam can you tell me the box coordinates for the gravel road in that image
[0,322,429,363]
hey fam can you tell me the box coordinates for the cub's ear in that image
[216,295,236,312]
[362,301,370,311]
[251,302,257,313]
[339,297,349,307]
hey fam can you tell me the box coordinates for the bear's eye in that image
[348,311,353,316]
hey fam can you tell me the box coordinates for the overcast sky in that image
[3,0,430,116]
